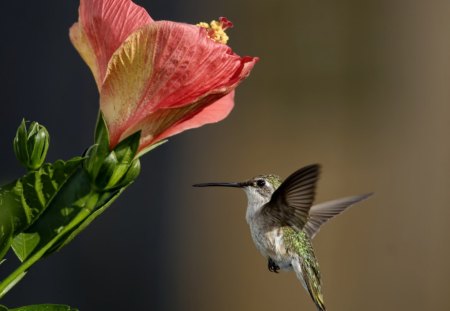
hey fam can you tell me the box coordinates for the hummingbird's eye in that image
[256,179,266,188]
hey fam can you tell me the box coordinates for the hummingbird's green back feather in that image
[284,228,326,311]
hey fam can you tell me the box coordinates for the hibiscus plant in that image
[0,0,257,309]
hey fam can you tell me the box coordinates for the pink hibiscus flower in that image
[70,0,258,154]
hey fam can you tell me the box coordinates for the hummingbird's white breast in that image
[247,212,293,271]
[242,183,294,270]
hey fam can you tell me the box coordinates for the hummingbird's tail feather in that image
[304,193,373,239]
[291,256,326,311]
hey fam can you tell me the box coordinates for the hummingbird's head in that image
[193,174,282,208]
[242,174,282,203]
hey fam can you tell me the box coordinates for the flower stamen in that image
[197,17,233,44]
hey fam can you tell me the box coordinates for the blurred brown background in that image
[1,0,450,310]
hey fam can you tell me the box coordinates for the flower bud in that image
[91,152,141,190]
[118,159,141,186]
[84,130,141,190]
[13,120,50,171]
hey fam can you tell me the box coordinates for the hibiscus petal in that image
[69,0,153,89]
[155,91,235,142]
[100,21,258,148]
[133,91,235,153]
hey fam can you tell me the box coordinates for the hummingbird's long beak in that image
[193,182,246,188]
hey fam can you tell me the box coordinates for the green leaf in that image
[8,158,83,262]
[11,167,94,261]
[0,158,81,261]
[10,233,40,261]
[9,304,78,311]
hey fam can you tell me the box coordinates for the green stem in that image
[0,183,127,298]
[0,209,90,298]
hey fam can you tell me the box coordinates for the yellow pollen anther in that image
[197,18,232,44]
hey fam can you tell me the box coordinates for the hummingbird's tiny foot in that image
[268,258,280,273]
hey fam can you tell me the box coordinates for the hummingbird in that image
[193,164,372,311]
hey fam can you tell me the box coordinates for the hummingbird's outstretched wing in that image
[261,164,320,230]
[304,193,373,239]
